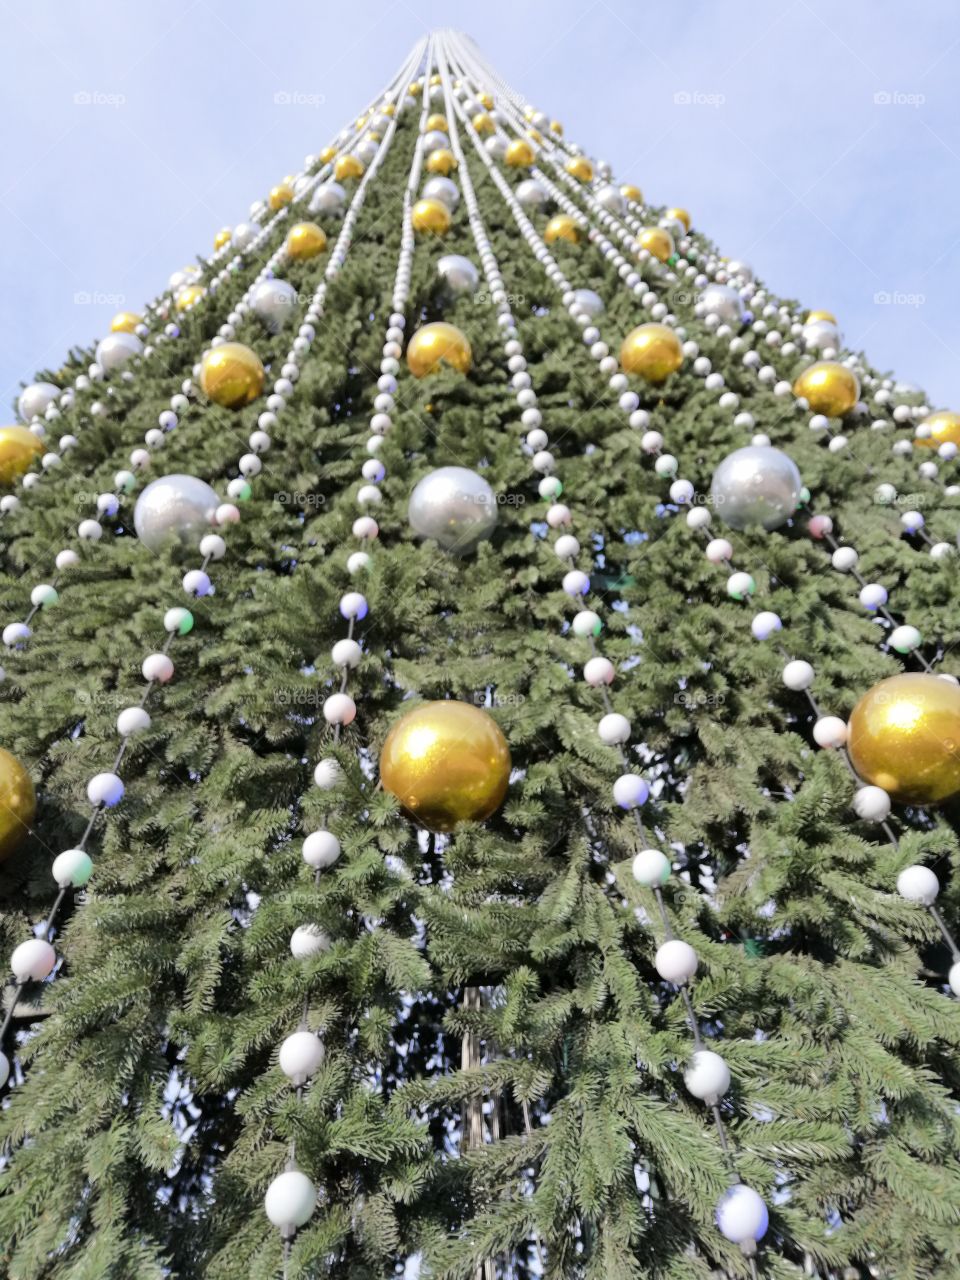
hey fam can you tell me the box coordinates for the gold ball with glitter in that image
[793,361,859,417]
[620,323,683,384]
[848,673,960,805]
[0,748,36,862]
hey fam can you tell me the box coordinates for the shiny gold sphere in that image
[916,410,960,448]
[425,113,448,132]
[620,323,683,384]
[0,747,35,862]
[478,91,493,109]
[550,119,563,135]
[621,183,643,203]
[319,145,337,164]
[355,115,367,129]
[213,226,232,251]
[286,221,327,260]
[472,112,495,136]
[174,284,205,312]
[200,342,264,409]
[411,198,451,236]
[426,148,457,175]
[544,214,581,245]
[0,425,43,487]
[334,154,364,181]
[409,79,423,96]
[381,102,396,117]
[268,183,294,211]
[406,322,472,378]
[430,74,442,87]
[849,674,960,805]
[638,226,674,262]
[380,700,511,831]
[806,309,836,325]
[505,138,535,167]
[566,155,593,182]
[666,206,691,231]
[793,361,859,417]
[110,311,143,334]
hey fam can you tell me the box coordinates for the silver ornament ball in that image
[96,332,143,373]
[18,382,60,423]
[802,319,841,353]
[309,182,346,217]
[408,465,498,554]
[422,176,460,210]
[437,254,479,295]
[699,283,745,326]
[516,179,548,210]
[251,278,298,333]
[595,183,626,215]
[711,446,802,532]
[134,474,220,553]
[231,222,257,251]
[573,288,604,318]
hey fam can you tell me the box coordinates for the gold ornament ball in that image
[406,322,472,378]
[566,155,593,182]
[334,154,364,182]
[666,206,691,231]
[505,138,535,168]
[319,145,337,164]
[527,127,542,143]
[472,112,495,136]
[0,747,36,862]
[0,425,43,487]
[621,183,643,203]
[200,342,265,409]
[620,323,683,384]
[287,221,328,260]
[550,119,563,135]
[848,673,960,805]
[916,410,960,449]
[805,309,836,325]
[638,226,674,262]
[268,183,294,211]
[380,700,511,831]
[544,215,581,245]
[478,91,493,109]
[411,198,451,236]
[430,74,442,87]
[425,113,448,132]
[793,361,859,417]
[426,148,457,175]
[213,226,232,251]
[175,284,205,312]
[381,102,396,117]
[409,79,423,97]
[110,311,143,334]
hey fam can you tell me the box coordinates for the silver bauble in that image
[18,382,60,423]
[710,446,802,532]
[573,288,604,318]
[134,474,220,553]
[309,182,346,217]
[699,283,745,326]
[484,135,508,160]
[802,320,841,353]
[251,278,298,333]
[725,259,753,282]
[516,179,548,209]
[355,138,379,165]
[408,466,498,554]
[95,332,143,373]
[659,216,686,242]
[370,112,391,133]
[437,254,479,295]
[421,130,448,155]
[595,183,626,215]
[168,265,200,292]
[231,221,258,251]
[422,176,459,210]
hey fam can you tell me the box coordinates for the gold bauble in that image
[200,342,264,409]
[409,79,423,96]
[319,145,337,164]
[666,206,691,231]
[287,221,327,260]
[411,198,451,236]
[425,113,448,132]
[527,128,542,143]
[472,112,495,136]
[566,155,593,182]
[478,91,493,109]
[638,226,674,262]
[381,103,396,116]
[268,183,294,211]
[368,131,381,144]
[426,148,457,175]
[430,74,442,86]
[806,309,836,325]
[110,311,143,334]
[524,105,536,120]
[282,174,296,185]
[621,183,643,203]
[0,425,43,487]
[213,226,232,251]
[380,700,511,831]
[335,154,364,181]
[505,138,535,167]
[355,115,367,129]
[792,361,859,417]
[544,215,581,245]
[916,410,960,449]
[175,284,205,312]
[620,323,683,384]
[0,747,35,862]
[550,119,563,135]
[406,322,472,378]
[848,674,960,805]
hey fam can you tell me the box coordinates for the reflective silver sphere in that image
[408,466,498,554]
[516,179,548,209]
[421,130,448,155]
[573,288,604,318]
[18,382,60,423]
[699,283,745,326]
[96,332,143,373]
[251,278,298,333]
[711,446,802,531]
[231,222,258,251]
[355,138,379,165]
[595,184,626,215]
[484,135,508,160]
[659,216,686,243]
[802,320,841,353]
[422,176,460,210]
[309,182,346,217]
[437,254,479,295]
[725,259,753,282]
[134,474,220,553]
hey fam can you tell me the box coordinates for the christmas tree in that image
[3,28,960,1280]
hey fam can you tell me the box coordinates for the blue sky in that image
[2,0,958,414]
